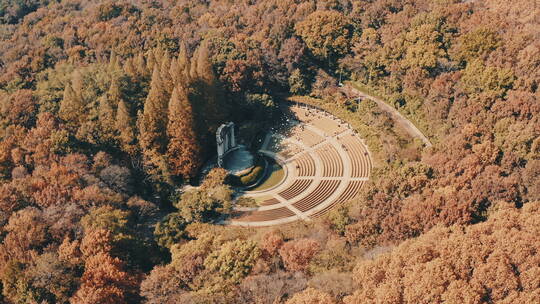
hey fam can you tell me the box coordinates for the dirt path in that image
[345,85,432,147]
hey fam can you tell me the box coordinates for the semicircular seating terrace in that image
[228,104,372,227]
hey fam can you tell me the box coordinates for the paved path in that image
[261,133,272,150]
[226,105,372,227]
[345,84,432,147]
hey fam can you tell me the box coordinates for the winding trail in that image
[345,84,432,147]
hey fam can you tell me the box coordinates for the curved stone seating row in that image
[294,153,316,177]
[311,116,348,136]
[233,206,295,222]
[278,143,302,159]
[230,104,372,227]
[334,180,366,204]
[316,144,344,177]
[270,136,302,159]
[339,135,371,178]
[290,107,314,122]
[260,198,281,206]
[310,180,366,218]
[278,179,313,200]
[295,128,324,147]
[292,180,340,212]
[291,106,347,136]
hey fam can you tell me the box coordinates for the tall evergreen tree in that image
[115,99,137,156]
[177,44,190,75]
[138,68,169,156]
[146,50,158,74]
[169,58,179,85]
[107,51,122,77]
[107,77,123,109]
[160,53,173,96]
[166,86,201,179]
[59,83,84,127]
[189,47,199,80]
[124,57,137,79]
[97,95,116,146]
[71,70,84,99]
[189,41,229,141]
[194,41,216,84]
[170,46,190,86]
[134,53,149,79]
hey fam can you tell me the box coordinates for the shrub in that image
[239,166,264,186]
[204,240,261,284]
[175,189,230,223]
[279,239,321,272]
[154,213,189,248]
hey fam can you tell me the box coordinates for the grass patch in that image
[239,165,264,185]
[227,155,266,187]
[249,159,285,192]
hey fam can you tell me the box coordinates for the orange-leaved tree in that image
[166,85,202,180]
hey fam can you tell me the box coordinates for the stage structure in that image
[216,122,236,167]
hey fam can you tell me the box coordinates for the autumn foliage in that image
[0,0,538,303]
[344,202,540,304]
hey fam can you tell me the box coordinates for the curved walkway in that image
[226,105,372,227]
[345,84,432,147]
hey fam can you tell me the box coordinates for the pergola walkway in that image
[227,105,372,227]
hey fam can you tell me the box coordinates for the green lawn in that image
[249,160,285,192]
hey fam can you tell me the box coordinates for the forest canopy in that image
[0,0,538,303]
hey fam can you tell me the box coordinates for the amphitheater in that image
[228,103,372,227]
